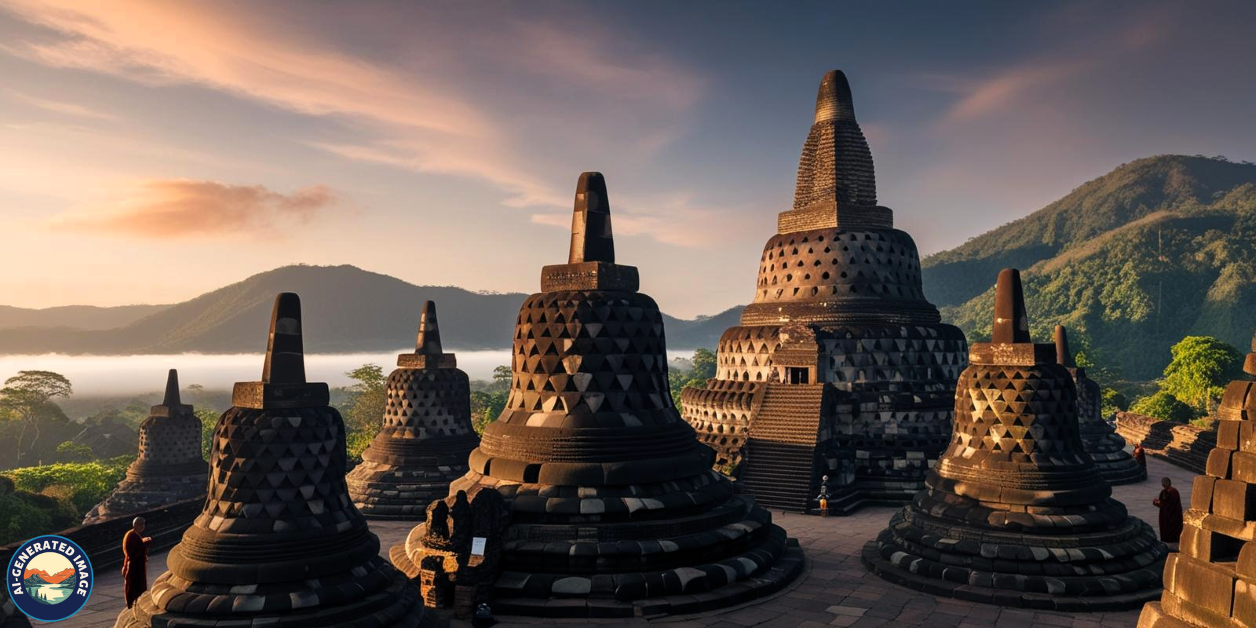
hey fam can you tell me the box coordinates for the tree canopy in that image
[1160,335,1244,415]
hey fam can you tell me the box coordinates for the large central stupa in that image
[391,173,802,618]
[681,70,968,513]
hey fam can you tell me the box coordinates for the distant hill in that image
[0,304,169,330]
[0,265,741,355]
[923,155,1256,379]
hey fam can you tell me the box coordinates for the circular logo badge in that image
[6,535,93,622]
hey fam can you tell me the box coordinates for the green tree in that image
[491,365,512,391]
[1100,388,1128,419]
[1130,391,1196,423]
[668,348,718,406]
[470,390,507,436]
[691,348,717,380]
[342,364,387,462]
[196,408,220,460]
[1161,336,1244,415]
[55,441,94,463]
[0,371,73,464]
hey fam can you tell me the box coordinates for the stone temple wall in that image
[1117,411,1216,475]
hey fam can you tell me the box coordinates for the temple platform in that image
[67,454,1189,627]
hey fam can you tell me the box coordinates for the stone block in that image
[1212,479,1256,521]
[1208,447,1234,478]
[1193,476,1218,512]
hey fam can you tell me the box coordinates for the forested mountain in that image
[924,155,1256,379]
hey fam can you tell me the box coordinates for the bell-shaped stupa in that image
[347,300,479,519]
[680,70,967,513]
[1054,325,1146,485]
[83,369,207,524]
[1139,330,1256,627]
[116,293,424,627]
[864,269,1165,610]
[391,173,802,618]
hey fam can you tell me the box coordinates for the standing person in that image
[1154,477,1183,545]
[122,516,153,609]
[1133,443,1147,470]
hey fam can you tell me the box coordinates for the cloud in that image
[0,0,705,225]
[51,179,340,238]
[5,89,117,120]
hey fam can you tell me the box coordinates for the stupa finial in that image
[416,300,443,356]
[262,292,305,384]
[540,172,638,292]
[568,172,614,264]
[992,269,1031,344]
[814,70,856,123]
[162,368,182,407]
[233,292,328,408]
[1054,325,1076,368]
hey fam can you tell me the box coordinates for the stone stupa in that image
[680,70,967,513]
[1054,325,1146,485]
[116,293,425,628]
[391,173,802,618]
[83,369,207,525]
[864,269,1166,610]
[347,300,479,519]
[1139,330,1256,627]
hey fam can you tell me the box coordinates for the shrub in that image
[1130,391,1197,423]
[2,455,134,514]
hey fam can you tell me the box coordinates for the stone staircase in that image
[738,383,827,512]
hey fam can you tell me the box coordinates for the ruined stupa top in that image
[1054,324,1088,377]
[969,269,1056,366]
[781,69,888,234]
[151,369,193,418]
[540,172,640,292]
[397,300,457,369]
[231,293,329,409]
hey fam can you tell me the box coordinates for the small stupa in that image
[1054,325,1146,485]
[680,70,967,513]
[391,173,802,618]
[1139,330,1256,627]
[347,300,479,519]
[864,269,1166,610]
[116,293,425,627]
[83,370,207,524]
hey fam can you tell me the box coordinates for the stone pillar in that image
[1139,330,1256,627]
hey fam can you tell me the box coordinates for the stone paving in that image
[66,455,1193,628]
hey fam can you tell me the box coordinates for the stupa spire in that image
[568,172,614,264]
[540,172,639,292]
[416,300,443,356]
[992,269,1031,344]
[233,292,328,409]
[814,69,856,123]
[161,369,182,407]
[262,292,305,384]
[1054,324,1076,368]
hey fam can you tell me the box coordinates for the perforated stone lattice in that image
[865,270,1166,611]
[681,70,966,513]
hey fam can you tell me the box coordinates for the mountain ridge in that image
[0,265,743,355]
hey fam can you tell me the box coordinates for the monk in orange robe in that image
[122,517,153,608]
[1153,477,1183,544]
[1133,444,1147,469]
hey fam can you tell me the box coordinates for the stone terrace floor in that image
[68,456,1193,628]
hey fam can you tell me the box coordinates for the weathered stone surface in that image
[391,173,802,618]
[681,70,967,513]
[1141,329,1256,627]
[1,587,30,628]
[866,269,1166,611]
[115,293,424,627]
[83,370,207,525]
[1054,325,1146,485]
[347,301,479,519]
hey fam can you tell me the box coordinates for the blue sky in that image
[0,1,1253,316]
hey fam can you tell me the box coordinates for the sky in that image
[1,1,1254,318]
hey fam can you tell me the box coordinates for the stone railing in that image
[1115,411,1215,475]
[0,498,201,573]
